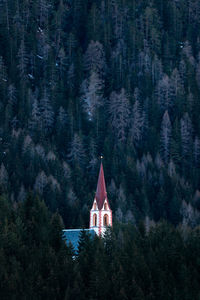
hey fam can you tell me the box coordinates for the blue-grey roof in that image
[62,229,96,253]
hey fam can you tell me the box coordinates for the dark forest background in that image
[2,0,200,298]
[1,0,200,227]
[1,194,200,300]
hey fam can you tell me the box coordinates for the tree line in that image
[1,0,200,228]
[1,193,200,300]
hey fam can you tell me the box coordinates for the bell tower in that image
[89,158,112,235]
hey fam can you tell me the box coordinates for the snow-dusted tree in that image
[155,74,175,112]
[62,162,71,180]
[81,71,104,121]
[57,106,67,129]
[180,200,200,227]
[171,68,184,96]
[35,144,45,159]
[67,63,75,93]
[196,59,200,89]
[8,84,17,107]
[130,100,144,146]
[111,0,128,40]
[5,84,17,127]
[37,30,50,61]
[39,0,50,27]
[138,47,151,75]
[152,55,163,84]
[34,171,48,194]
[40,89,54,134]
[112,39,127,83]
[84,40,106,77]
[160,110,172,163]
[17,39,28,80]
[144,216,155,233]
[0,163,8,187]
[67,188,77,206]
[57,47,67,76]
[194,136,200,166]
[48,175,60,192]
[47,151,56,161]
[179,59,186,85]
[168,159,176,177]
[29,97,41,133]
[109,88,130,144]
[68,134,86,167]
[182,41,195,66]
[181,113,193,158]
[0,56,7,83]
[23,135,34,154]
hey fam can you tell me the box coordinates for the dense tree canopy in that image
[2,193,200,299]
[1,0,200,229]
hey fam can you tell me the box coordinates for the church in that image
[63,160,112,251]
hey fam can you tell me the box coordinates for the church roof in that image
[95,162,110,210]
[63,229,96,252]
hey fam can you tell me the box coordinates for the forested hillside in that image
[2,194,200,299]
[1,0,200,227]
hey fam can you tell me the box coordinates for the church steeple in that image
[90,159,112,235]
[95,162,107,210]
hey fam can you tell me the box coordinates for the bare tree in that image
[181,113,193,158]
[34,171,48,195]
[8,84,17,107]
[84,40,106,77]
[40,89,54,134]
[29,97,41,133]
[155,74,175,112]
[81,71,104,121]
[194,136,200,166]
[17,39,28,80]
[0,56,7,83]
[0,163,8,187]
[130,100,144,146]
[68,134,86,167]
[109,88,130,144]
[160,110,172,163]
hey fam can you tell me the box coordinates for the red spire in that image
[95,162,107,210]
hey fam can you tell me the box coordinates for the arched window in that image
[104,203,107,210]
[94,203,97,210]
[103,214,109,226]
[93,214,97,226]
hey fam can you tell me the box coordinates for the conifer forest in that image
[2,0,200,299]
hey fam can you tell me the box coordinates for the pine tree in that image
[17,39,28,81]
[160,110,172,164]
[130,100,144,147]
[68,134,86,168]
[181,113,193,159]
[194,136,200,166]
[109,88,130,144]
[84,40,106,77]
[40,89,54,134]
[34,171,48,195]
[81,71,104,121]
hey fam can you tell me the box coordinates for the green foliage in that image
[0,0,200,241]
